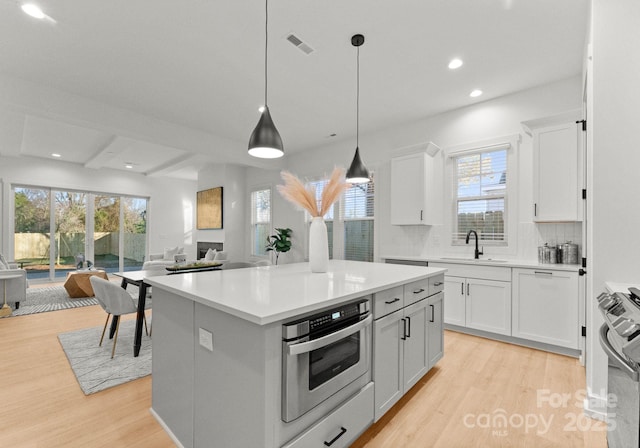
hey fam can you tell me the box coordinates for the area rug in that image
[11,286,98,317]
[10,284,140,317]
[58,319,151,394]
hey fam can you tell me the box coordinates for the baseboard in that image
[582,389,608,422]
[444,324,581,358]
[149,407,186,448]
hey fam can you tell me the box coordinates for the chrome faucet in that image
[465,230,483,259]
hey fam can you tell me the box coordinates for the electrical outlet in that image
[199,328,213,351]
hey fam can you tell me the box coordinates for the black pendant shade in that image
[248,0,284,159]
[248,105,284,158]
[346,33,371,184]
[346,147,371,184]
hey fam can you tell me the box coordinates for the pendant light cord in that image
[356,44,360,148]
[264,0,269,107]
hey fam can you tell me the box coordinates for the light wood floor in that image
[1,293,607,448]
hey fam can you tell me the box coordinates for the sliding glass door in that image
[13,185,148,280]
[53,191,87,279]
[14,187,51,280]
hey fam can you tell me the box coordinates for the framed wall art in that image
[197,186,223,229]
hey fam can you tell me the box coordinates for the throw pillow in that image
[0,253,9,269]
[205,248,217,261]
[163,246,179,260]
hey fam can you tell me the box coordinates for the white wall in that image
[0,156,197,260]
[280,76,583,262]
[585,0,640,417]
[197,164,247,263]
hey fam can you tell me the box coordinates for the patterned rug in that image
[58,319,152,394]
[9,284,140,317]
[11,286,99,316]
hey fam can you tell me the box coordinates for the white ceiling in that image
[0,0,588,180]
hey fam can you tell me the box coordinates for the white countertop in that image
[605,282,640,293]
[382,254,581,272]
[145,260,446,325]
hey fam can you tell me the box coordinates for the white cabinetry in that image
[522,110,583,222]
[427,292,444,369]
[512,268,580,349]
[372,274,444,422]
[390,142,442,225]
[431,263,511,336]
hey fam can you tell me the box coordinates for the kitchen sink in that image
[439,257,508,263]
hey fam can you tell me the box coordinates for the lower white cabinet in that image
[465,278,511,335]
[512,268,580,349]
[442,276,511,336]
[432,263,512,336]
[427,292,444,369]
[373,297,430,421]
[282,383,374,448]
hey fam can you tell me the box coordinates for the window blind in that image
[453,149,507,243]
[251,188,271,256]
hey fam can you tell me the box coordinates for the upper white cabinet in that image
[522,110,583,222]
[390,142,443,225]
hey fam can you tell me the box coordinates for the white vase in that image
[309,217,329,273]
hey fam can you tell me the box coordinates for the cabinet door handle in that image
[401,318,407,340]
[406,316,411,338]
[324,427,347,446]
[413,288,425,295]
[467,283,470,296]
[461,282,464,295]
[385,297,400,305]
[534,203,537,217]
[420,210,423,221]
[534,271,553,276]
[430,304,435,322]
[433,282,443,286]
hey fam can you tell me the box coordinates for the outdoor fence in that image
[14,232,146,263]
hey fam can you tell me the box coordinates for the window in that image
[452,146,507,244]
[342,182,375,261]
[305,176,375,262]
[13,185,147,280]
[251,188,271,256]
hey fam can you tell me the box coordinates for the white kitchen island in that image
[146,260,445,448]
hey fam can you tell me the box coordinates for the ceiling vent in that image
[286,33,315,55]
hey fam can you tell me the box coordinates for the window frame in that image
[250,187,272,258]
[444,135,519,255]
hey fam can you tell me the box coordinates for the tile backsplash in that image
[536,222,583,248]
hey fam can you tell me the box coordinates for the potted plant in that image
[265,228,292,265]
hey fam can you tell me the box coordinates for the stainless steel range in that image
[597,286,640,447]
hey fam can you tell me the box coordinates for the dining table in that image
[113,263,222,357]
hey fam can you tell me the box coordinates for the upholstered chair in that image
[89,276,149,358]
[0,254,27,309]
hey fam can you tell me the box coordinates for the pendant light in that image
[346,34,371,184]
[248,0,284,159]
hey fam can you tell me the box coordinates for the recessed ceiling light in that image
[258,105,266,113]
[470,89,483,98]
[125,163,134,169]
[448,58,463,69]
[51,153,61,158]
[21,3,45,19]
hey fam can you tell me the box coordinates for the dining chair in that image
[89,276,149,358]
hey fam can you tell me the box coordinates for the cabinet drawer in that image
[373,286,404,319]
[404,278,430,306]
[282,382,374,448]
[429,274,445,296]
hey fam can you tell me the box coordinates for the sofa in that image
[0,254,27,309]
[142,246,186,272]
